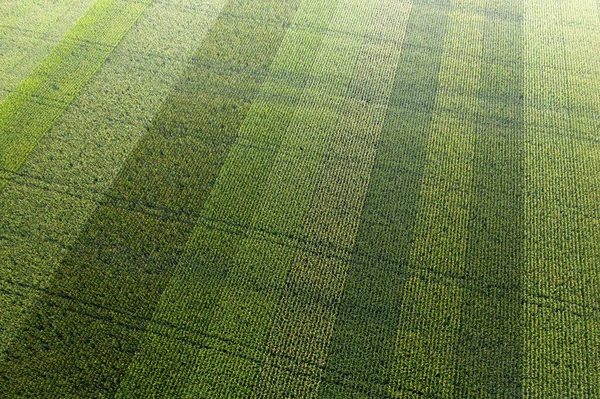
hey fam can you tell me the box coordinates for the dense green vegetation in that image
[1,0,599,397]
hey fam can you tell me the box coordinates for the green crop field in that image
[0,0,599,397]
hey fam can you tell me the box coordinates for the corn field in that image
[0,0,599,397]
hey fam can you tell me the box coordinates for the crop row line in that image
[171,0,586,28]
[2,118,598,228]
[4,228,596,335]
[0,23,47,39]
[4,19,593,110]
[9,70,600,156]
[0,153,478,243]
[1,4,596,86]
[2,107,595,199]
[1,9,405,53]
[2,2,151,51]
[6,74,594,147]
[1,59,393,120]
[187,37,596,81]
[155,38,599,81]
[175,0,580,29]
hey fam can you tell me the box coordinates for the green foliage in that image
[1,0,600,397]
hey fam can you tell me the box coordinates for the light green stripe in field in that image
[524,0,600,396]
[257,1,412,397]
[388,3,483,397]
[0,0,150,177]
[0,0,97,102]
[0,0,228,358]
